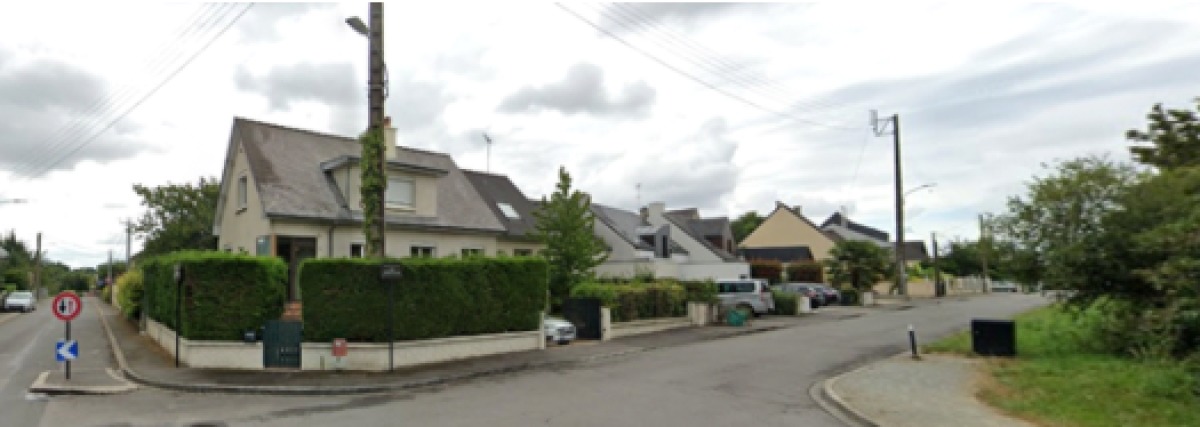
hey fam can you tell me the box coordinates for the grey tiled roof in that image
[902,241,930,262]
[741,246,814,263]
[462,170,539,240]
[820,212,889,242]
[591,203,652,250]
[663,212,739,261]
[230,117,505,233]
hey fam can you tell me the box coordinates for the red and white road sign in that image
[52,292,82,322]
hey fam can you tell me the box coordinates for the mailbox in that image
[380,263,403,281]
[332,338,348,357]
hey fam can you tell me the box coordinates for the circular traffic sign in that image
[52,292,82,322]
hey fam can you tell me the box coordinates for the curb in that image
[28,368,139,396]
[812,350,920,427]
[96,312,789,396]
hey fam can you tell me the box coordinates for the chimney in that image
[840,206,848,227]
[647,201,666,219]
[793,205,803,215]
[383,116,397,160]
[639,206,649,222]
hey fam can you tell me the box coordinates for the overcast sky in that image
[2,2,1199,268]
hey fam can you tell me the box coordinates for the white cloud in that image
[2,2,1200,267]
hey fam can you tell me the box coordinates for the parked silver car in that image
[543,315,576,345]
[3,291,36,312]
[716,279,775,316]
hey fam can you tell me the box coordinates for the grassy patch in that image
[924,306,1200,427]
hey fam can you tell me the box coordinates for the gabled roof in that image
[462,170,539,241]
[820,212,889,242]
[591,204,686,254]
[741,246,813,263]
[663,211,738,261]
[213,117,505,233]
[902,241,930,262]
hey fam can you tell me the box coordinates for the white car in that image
[4,291,36,312]
[543,316,576,345]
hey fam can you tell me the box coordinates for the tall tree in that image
[533,167,608,309]
[731,211,763,243]
[824,240,891,291]
[132,176,221,258]
[1126,97,1200,170]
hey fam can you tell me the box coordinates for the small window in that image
[461,248,483,258]
[237,175,248,210]
[411,245,435,258]
[514,249,533,257]
[386,178,415,208]
[350,244,364,258]
[497,202,519,219]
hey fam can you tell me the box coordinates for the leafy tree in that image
[731,211,764,243]
[825,240,891,291]
[132,177,220,258]
[1126,97,1200,170]
[533,167,609,310]
[935,240,982,277]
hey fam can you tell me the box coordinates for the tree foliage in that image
[533,166,608,309]
[132,177,220,258]
[731,211,764,243]
[1126,97,1200,170]
[825,240,891,291]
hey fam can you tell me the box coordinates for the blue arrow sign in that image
[56,340,78,362]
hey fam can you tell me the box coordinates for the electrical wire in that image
[21,3,254,180]
[13,4,229,177]
[554,3,859,132]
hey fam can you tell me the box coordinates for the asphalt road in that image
[32,293,1049,427]
[0,300,54,427]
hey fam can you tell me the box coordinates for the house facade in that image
[739,202,837,261]
[820,212,929,266]
[592,201,748,281]
[212,118,543,299]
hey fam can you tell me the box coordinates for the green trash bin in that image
[727,309,747,326]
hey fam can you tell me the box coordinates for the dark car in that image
[814,285,841,305]
[773,283,826,308]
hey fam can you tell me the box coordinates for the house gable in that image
[739,202,836,260]
[213,130,270,254]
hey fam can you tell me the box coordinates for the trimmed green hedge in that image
[786,262,824,282]
[570,281,686,322]
[773,290,798,315]
[116,268,144,319]
[678,280,718,303]
[841,288,860,305]
[143,251,287,340]
[299,257,548,342]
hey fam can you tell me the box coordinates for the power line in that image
[604,3,855,116]
[13,4,227,177]
[554,3,858,132]
[22,3,254,180]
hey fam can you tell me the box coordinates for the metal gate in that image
[263,320,303,368]
[562,297,602,340]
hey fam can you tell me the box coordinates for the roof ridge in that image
[233,116,452,158]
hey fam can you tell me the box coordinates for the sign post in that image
[380,263,403,372]
[52,291,83,380]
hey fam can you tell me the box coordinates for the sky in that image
[2,1,1199,268]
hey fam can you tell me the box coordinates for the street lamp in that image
[903,183,937,199]
[0,198,28,205]
[345,17,368,35]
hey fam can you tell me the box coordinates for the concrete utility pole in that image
[123,218,133,268]
[107,249,113,291]
[931,232,943,297]
[873,110,906,298]
[979,214,990,293]
[33,232,42,292]
[365,2,388,258]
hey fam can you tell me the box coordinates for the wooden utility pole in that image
[124,218,133,268]
[931,232,944,297]
[33,232,42,292]
[368,2,387,258]
[873,111,906,297]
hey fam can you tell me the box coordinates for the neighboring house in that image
[739,202,837,261]
[820,212,890,248]
[461,170,543,257]
[591,201,748,280]
[212,117,543,300]
[901,241,930,266]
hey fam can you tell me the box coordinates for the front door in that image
[275,236,317,301]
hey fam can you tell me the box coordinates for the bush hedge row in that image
[143,251,287,340]
[570,281,686,322]
[116,268,144,319]
[786,262,824,282]
[299,257,548,342]
[773,290,798,315]
[592,277,717,304]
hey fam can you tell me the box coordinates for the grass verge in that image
[923,306,1200,427]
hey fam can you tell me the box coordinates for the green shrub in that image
[786,262,824,282]
[116,268,144,319]
[773,290,798,315]
[142,251,287,340]
[678,280,718,303]
[750,259,783,284]
[101,283,113,304]
[841,288,860,305]
[570,281,686,322]
[300,257,548,342]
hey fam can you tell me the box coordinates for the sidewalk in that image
[29,297,137,395]
[93,300,808,395]
[823,355,1034,427]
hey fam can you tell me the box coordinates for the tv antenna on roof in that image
[482,133,493,173]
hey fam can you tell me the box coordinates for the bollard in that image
[908,324,921,360]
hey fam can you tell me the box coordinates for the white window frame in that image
[350,243,365,258]
[514,248,533,257]
[410,245,436,258]
[497,202,519,219]
[460,247,484,258]
[385,177,415,209]
[237,175,248,211]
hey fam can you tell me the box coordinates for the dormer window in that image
[386,178,415,209]
[497,202,519,219]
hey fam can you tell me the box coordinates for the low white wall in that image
[301,331,543,371]
[145,318,542,371]
[679,262,750,281]
[607,317,691,340]
[687,302,715,326]
[146,318,263,369]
